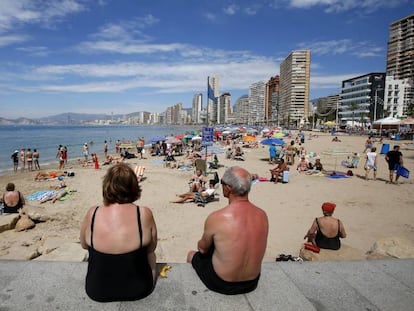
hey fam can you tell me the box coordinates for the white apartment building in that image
[279,50,311,128]
[192,93,203,124]
[248,81,266,125]
[385,13,414,117]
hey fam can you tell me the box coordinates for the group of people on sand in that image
[76,162,348,302]
[11,148,41,173]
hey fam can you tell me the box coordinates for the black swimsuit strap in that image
[137,205,143,249]
[90,206,100,249]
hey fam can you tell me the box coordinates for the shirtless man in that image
[26,148,33,171]
[270,158,289,183]
[187,166,269,295]
[136,137,145,159]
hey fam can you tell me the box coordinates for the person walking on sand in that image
[82,143,89,166]
[33,149,40,170]
[187,166,268,295]
[20,148,26,172]
[385,145,403,184]
[11,150,19,173]
[104,140,108,158]
[364,147,377,180]
[26,148,33,171]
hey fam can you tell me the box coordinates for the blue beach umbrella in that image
[149,136,166,143]
[260,138,285,146]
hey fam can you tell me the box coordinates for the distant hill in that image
[0,111,149,125]
[39,112,113,123]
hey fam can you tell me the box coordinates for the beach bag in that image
[282,171,289,183]
[304,243,320,253]
[397,166,410,178]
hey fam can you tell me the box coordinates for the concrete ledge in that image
[1,260,414,310]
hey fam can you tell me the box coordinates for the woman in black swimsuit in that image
[80,164,158,302]
[2,183,25,213]
[304,202,347,250]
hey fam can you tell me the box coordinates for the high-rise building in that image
[207,75,220,124]
[339,73,385,124]
[248,81,266,125]
[279,50,311,128]
[218,92,231,124]
[385,13,414,117]
[265,75,280,125]
[234,95,249,125]
[192,93,203,124]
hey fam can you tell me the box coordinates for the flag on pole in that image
[208,82,216,103]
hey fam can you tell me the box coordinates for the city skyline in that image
[0,0,413,119]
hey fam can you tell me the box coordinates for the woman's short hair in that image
[6,183,15,191]
[221,166,251,196]
[102,164,141,205]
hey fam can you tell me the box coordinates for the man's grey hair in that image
[221,166,251,196]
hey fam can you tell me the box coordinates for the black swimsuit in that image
[85,206,154,302]
[191,245,260,295]
[315,218,341,250]
[3,191,23,213]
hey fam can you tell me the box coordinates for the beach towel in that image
[134,165,145,179]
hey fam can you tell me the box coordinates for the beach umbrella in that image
[272,132,285,138]
[191,136,202,141]
[175,134,184,139]
[149,136,166,143]
[260,138,285,146]
[222,130,231,135]
[165,136,181,144]
[242,135,256,142]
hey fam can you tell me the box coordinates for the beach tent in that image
[373,117,401,130]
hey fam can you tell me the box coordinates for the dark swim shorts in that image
[191,251,260,295]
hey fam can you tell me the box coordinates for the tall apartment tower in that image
[234,95,249,125]
[385,13,414,117]
[248,81,266,125]
[192,93,203,124]
[207,75,220,124]
[218,92,231,124]
[265,75,280,125]
[279,50,311,128]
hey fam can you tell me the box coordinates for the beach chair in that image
[195,159,207,175]
[193,184,219,207]
[134,165,145,182]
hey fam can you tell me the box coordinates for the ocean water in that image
[0,124,200,175]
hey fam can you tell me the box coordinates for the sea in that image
[0,124,202,176]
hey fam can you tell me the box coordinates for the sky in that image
[0,0,413,119]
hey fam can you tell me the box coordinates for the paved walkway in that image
[1,259,414,310]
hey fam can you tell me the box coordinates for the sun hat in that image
[322,202,336,214]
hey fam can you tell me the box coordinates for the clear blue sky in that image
[0,0,412,119]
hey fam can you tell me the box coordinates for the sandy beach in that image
[1,131,414,262]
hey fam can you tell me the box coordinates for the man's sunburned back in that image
[208,201,268,282]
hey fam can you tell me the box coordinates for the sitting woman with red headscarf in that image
[304,202,347,250]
